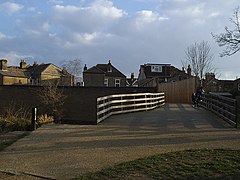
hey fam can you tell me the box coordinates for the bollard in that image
[236,97,240,129]
[32,107,37,131]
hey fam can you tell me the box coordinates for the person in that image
[192,92,196,108]
[195,86,204,107]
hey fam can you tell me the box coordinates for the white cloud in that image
[169,3,205,17]
[134,10,168,30]
[0,51,26,65]
[27,7,36,12]
[0,32,7,40]
[0,2,23,14]
[52,0,126,33]
[0,32,13,40]
[49,0,64,4]
[0,0,240,79]
[90,0,125,19]
[209,12,220,18]
[71,32,99,44]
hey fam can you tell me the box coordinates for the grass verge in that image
[0,132,29,152]
[75,149,240,180]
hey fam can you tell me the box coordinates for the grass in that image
[75,149,240,180]
[0,132,29,152]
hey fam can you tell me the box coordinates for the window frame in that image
[115,79,120,87]
[104,79,108,87]
[151,65,162,72]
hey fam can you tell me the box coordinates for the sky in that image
[0,0,240,80]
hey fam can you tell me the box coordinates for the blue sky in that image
[0,0,240,80]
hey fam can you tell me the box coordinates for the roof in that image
[0,70,27,78]
[144,63,171,66]
[27,63,51,75]
[84,62,126,77]
[84,66,105,74]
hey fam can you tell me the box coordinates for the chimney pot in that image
[83,64,87,71]
[0,59,7,70]
[131,73,134,79]
[187,65,191,78]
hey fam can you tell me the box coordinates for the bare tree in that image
[61,58,83,84]
[182,41,214,86]
[37,81,67,122]
[212,6,240,57]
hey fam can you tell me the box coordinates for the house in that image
[126,73,138,87]
[83,60,126,87]
[203,73,240,95]
[234,78,240,91]
[137,63,191,87]
[0,59,74,86]
[0,59,28,85]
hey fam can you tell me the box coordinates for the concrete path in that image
[0,104,240,179]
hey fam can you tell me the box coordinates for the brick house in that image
[83,60,126,87]
[137,63,191,87]
[203,73,240,95]
[0,59,74,86]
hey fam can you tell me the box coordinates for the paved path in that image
[0,104,240,179]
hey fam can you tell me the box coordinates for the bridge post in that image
[236,96,240,129]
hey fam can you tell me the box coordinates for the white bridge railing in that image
[97,92,165,123]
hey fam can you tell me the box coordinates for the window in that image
[151,65,162,72]
[115,79,120,87]
[107,67,112,72]
[238,83,240,91]
[104,79,108,87]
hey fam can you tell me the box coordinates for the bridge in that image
[1,103,240,179]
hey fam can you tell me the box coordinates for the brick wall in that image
[0,85,155,124]
[83,73,105,87]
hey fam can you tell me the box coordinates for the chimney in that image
[83,64,87,71]
[62,67,67,75]
[0,59,7,70]
[33,61,38,66]
[131,73,134,80]
[187,65,191,78]
[20,59,27,69]
[182,66,185,72]
[107,60,112,72]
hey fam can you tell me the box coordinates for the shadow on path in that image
[0,103,239,180]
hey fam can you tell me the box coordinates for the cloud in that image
[52,0,126,33]
[48,0,64,4]
[0,2,23,14]
[0,0,240,79]
[27,7,36,12]
[0,32,7,40]
[136,10,168,25]
[168,3,205,17]
[0,51,27,65]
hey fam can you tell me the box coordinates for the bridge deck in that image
[102,103,231,129]
[0,104,239,180]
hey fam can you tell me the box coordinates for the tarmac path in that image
[0,103,240,179]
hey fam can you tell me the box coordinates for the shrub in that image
[37,114,54,126]
[0,103,31,133]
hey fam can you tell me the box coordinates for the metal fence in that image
[97,92,165,123]
[200,94,237,126]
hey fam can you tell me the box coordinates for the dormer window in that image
[107,66,112,72]
[151,65,162,72]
